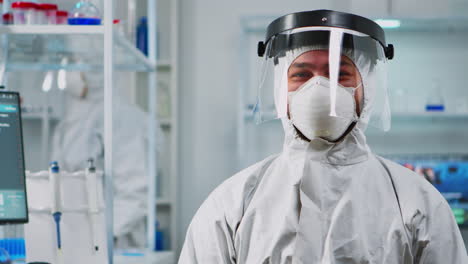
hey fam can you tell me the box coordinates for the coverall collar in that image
[281,118,370,165]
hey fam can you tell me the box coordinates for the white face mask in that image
[288,76,359,142]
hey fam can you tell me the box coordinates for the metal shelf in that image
[5,62,171,72]
[0,25,105,35]
[392,112,468,121]
[6,63,152,72]
[22,112,172,130]
[2,28,155,72]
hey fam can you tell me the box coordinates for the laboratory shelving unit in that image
[130,0,179,257]
[0,0,179,263]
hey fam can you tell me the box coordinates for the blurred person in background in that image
[51,70,162,249]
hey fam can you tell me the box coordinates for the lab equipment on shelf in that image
[68,0,101,25]
[154,221,164,251]
[85,159,99,252]
[25,169,107,264]
[136,17,148,56]
[2,13,13,25]
[48,161,63,264]
[425,79,445,112]
[56,10,68,25]
[37,3,58,25]
[11,2,38,25]
[6,1,102,26]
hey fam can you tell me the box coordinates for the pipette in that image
[49,161,63,263]
[85,158,100,252]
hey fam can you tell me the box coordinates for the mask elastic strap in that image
[276,65,289,119]
[328,29,344,117]
[355,82,364,114]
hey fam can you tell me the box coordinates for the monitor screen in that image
[391,156,468,226]
[0,91,28,223]
[397,159,468,201]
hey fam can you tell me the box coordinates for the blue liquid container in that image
[68,1,102,26]
[425,80,445,112]
[155,230,164,251]
[68,17,101,25]
[425,104,445,112]
[154,221,164,251]
[136,17,148,56]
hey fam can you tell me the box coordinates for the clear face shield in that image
[255,26,391,141]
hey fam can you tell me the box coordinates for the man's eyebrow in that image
[340,60,353,67]
[290,61,353,69]
[290,62,315,69]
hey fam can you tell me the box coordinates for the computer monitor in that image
[0,91,28,224]
[391,155,468,226]
[397,159,468,201]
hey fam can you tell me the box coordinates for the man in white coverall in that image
[179,10,468,263]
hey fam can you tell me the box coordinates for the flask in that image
[425,79,445,112]
[68,0,101,25]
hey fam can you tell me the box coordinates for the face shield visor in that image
[255,11,394,139]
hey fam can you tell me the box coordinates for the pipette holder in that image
[24,170,108,264]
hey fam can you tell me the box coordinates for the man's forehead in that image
[290,50,353,67]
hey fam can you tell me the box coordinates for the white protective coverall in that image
[179,120,468,263]
[51,71,160,248]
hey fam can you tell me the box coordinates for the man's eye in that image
[291,72,312,78]
[339,71,351,76]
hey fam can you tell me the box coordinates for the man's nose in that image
[314,71,329,78]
